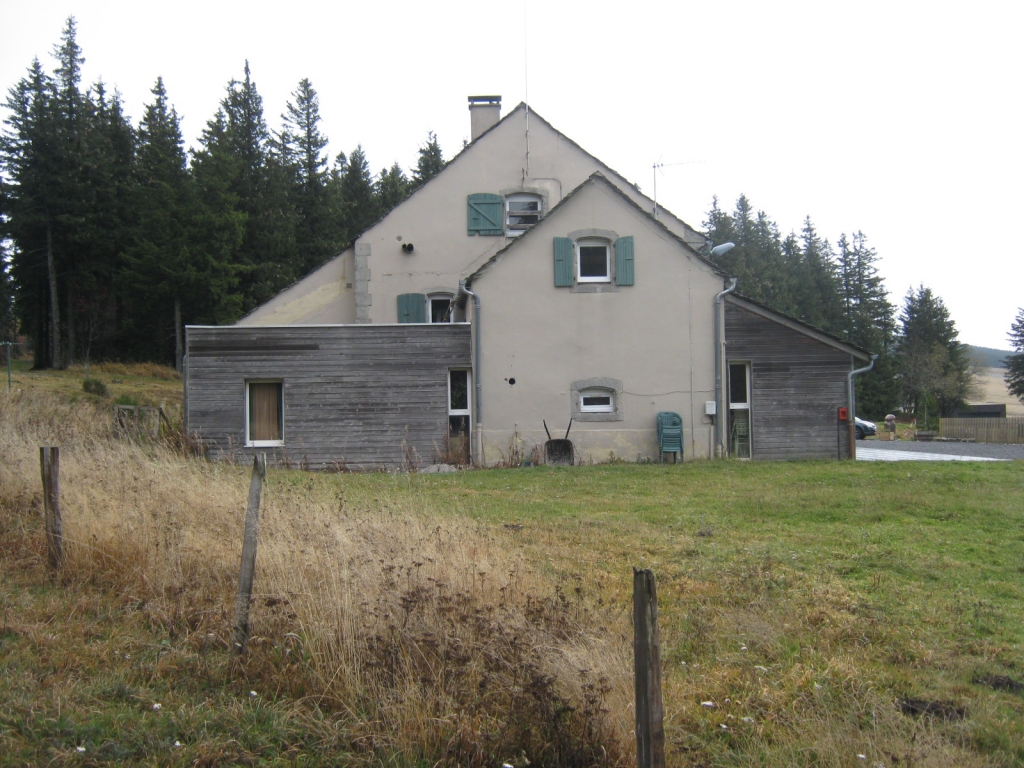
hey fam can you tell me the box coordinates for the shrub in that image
[82,378,108,397]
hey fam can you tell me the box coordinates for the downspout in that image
[714,277,738,458]
[459,280,482,465]
[847,354,878,460]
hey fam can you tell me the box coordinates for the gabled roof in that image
[485,104,704,243]
[239,101,708,323]
[725,293,873,361]
[465,172,730,286]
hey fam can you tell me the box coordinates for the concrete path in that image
[857,446,1006,462]
[857,440,1024,461]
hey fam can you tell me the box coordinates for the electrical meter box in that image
[705,400,717,416]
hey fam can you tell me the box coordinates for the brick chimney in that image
[468,96,501,141]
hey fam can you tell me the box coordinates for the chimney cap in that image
[468,95,501,106]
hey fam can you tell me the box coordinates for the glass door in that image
[728,362,751,459]
[448,369,471,464]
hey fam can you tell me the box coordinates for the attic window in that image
[506,193,542,236]
[577,239,610,282]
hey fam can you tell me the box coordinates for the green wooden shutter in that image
[467,193,504,235]
[615,236,634,286]
[553,237,574,287]
[397,293,427,323]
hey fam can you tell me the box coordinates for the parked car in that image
[855,417,877,440]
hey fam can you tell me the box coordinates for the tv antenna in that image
[652,158,705,220]
[524,6,530,175]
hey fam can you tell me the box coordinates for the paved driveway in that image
[856,441,1024,462]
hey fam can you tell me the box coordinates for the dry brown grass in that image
[974,367,1024,416]
[4,359,183,408]
[0,388,632,766]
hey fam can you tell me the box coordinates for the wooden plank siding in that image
[940,417,1024,444]
[185,324,472,469]
[725,302,856,460]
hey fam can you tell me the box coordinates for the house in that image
[185,97,871,468]
[952,404,1006,419]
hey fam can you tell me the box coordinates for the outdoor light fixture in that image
[710,242,735,258]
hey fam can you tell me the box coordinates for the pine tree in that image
[750,211,791,314]
[0,239,15,342]
[1,16,97,369]
[1004,308,1024,403]
[1,17,139,366]
[72,81,136,363]
[412,131,444,188]
[194,63,297,311]
[276,78,343,274]
[1,58,57,365]
[338,145,378,239]
[121,78,241,366]
[836,231,898,415]
[48,16,92,367]
[896,285,972,424]
[703,195,746,286]
[278,78,327,191]
[793,217,842,332]
[703,195,792,315]
[375,162,410,213]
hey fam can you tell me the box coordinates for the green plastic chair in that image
[657,412,683,463]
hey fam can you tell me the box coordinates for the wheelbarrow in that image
[543,419,574,466]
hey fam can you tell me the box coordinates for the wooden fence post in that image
[39,446,64,573]
[634,567,665,768]
[233,453,267,654]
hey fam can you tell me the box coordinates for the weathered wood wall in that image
[185,324,472,469]
[725,302,856,460]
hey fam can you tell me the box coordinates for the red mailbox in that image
[837,407,849,421]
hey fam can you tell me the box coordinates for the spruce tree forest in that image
[1,18,1010,423]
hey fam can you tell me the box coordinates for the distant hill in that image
[968,345,1011,369]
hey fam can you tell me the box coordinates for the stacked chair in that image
[657,411,683,463]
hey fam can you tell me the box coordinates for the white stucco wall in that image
[237,103,707,332]
[354,105,705,325]
[236,248,356,326]
[470,177,726,464]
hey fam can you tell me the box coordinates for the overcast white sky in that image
[3,1,1021,349]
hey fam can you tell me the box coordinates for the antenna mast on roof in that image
[524,6,530,176]
[652,158,706,220]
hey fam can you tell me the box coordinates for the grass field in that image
[2,357,183,408]
[2,365,1024,766]
[974,367,1024,417]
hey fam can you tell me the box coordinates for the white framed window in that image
[579,387,614,413]
[246,380,284,446]
[577,238,610,283]
[506,193,542,236]
[428,293,453,323]
[571,377,622,422]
